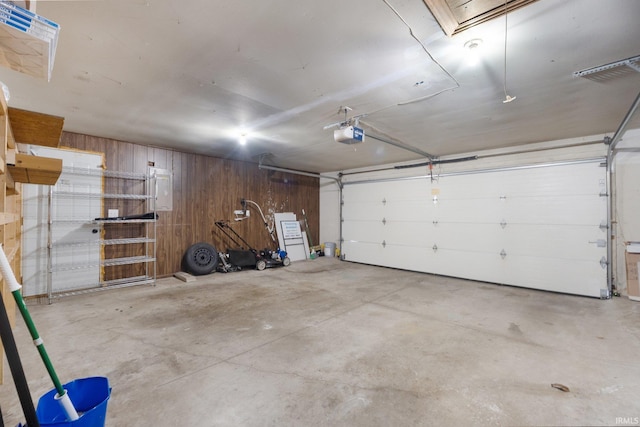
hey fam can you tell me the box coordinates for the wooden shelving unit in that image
[0,0,64,384]
[0,94,22,384]
[0,98,65,382]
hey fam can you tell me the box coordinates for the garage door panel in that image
[344,180,428,202]
[378,244,431,271]
[382,179,430,198]
[428,227,606,262]
[342,184,385,203]
[431,164,604,199]
[383,221,432,247]
[498,256,606,297]
[499,164,606,197]
[342,159,607,297]
[431,198,504,223]
[343,220,383,243]
[427,249,507,284]
[504,196,606,225]
[342,240,386,265]
[435,162,605,197]
[343,201,384,221]
[430,195,606,226]
[384,201,431,221]
[344,185,432,223]
[430,222,505,253]
[501,224,607,259]
[427,250,605,297]
[430,174,504,198]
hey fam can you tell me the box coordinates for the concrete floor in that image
[1,257,640,426]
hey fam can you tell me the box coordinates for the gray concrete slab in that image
[1,258,639,426]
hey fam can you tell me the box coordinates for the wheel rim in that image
[193,248,213,266]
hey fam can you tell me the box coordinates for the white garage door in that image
[341,159,608,297]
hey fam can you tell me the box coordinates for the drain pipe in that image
[605,90,640,296]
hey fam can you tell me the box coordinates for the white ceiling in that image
[2,0,640,173]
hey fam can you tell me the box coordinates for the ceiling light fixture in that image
[464,38,483,66]
[502,0,516,103]
[464,38,483,50]
[238,132,248,145]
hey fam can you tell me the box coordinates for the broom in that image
[0,244,79,421]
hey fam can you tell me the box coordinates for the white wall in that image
[319,176,341,247]
[320,130,640,296]
[613,128,640,294]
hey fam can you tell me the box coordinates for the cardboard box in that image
[625,250,640,301]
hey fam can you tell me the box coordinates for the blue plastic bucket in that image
[36,377,111,427]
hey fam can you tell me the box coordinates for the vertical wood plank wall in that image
[61,132,320,278]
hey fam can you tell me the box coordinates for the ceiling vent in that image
[423,0,539,37]
[573,55,640,82]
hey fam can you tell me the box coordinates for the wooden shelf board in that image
[7,152,62,185]
[0,212,20,225]
[8,107,64,147]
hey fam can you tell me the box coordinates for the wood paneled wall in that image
[61,132,320,278]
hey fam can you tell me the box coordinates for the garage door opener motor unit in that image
[334,125,364,145]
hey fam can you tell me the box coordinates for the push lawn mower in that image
[214,220,290,271]
[181,199,290,276]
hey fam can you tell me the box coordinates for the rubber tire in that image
[282,257,291,267]
[182,242,219,275]
[256,259,267,271]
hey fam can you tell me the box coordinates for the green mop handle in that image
[0,245,79,421]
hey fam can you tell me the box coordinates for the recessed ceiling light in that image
[238,134,247,145]
[463,38,483,66]
[464,38,483,50]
